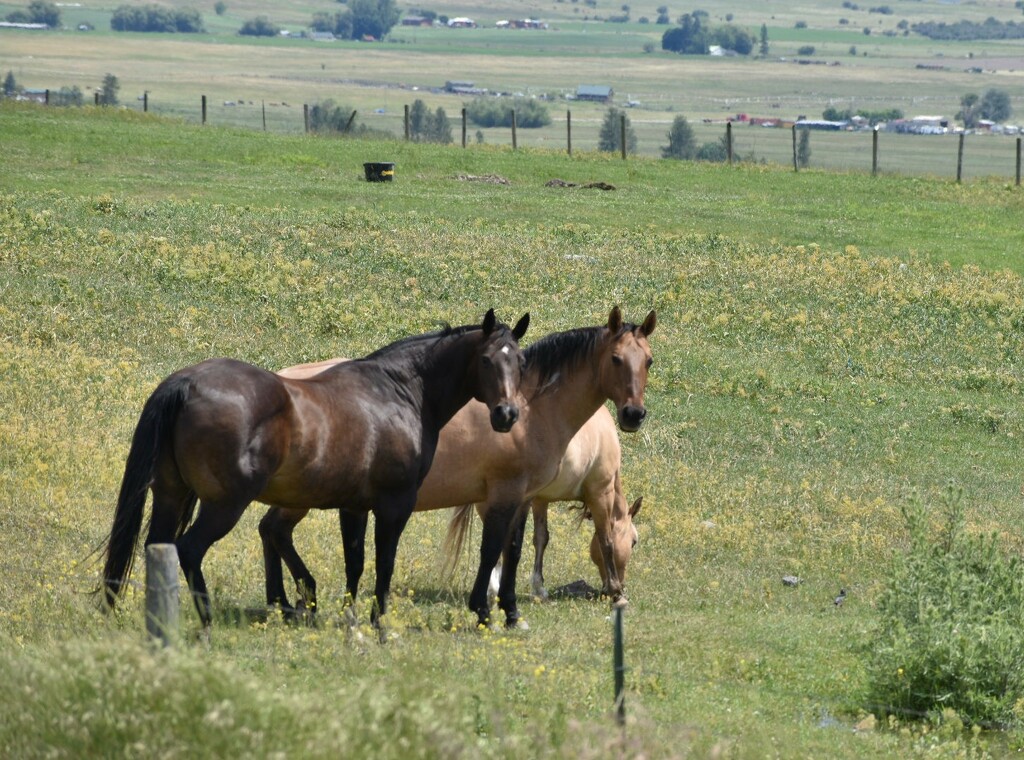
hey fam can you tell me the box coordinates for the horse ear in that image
[640,310,657,337]
[607,305,623,333]
[482,308,496,335]
[629,497,643,518]
[512,312,530,341]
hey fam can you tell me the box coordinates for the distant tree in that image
[711,24,754,54]
[759,23,769,55]
[656,5,670,24]
[797,45,815,55]
[465,97,551,128]
[53,85,83,106]
[348,0,400,40]
[27,0,60,26]
[797,128,811,167]
[661,115,697,159]
[312,10,352,37]
[695,136,727,161]
[407,99,453,143]
[239,16,279,36]
[214,1,226,15]
[643,40,655,53]
[848,44,857,55]
[661,12,707,53]
[980,88,1012,123]
[3,71,16,97]
[794,20,807,29]
[957,92,981,128]
[111,5,204,32]
[598,107,638,154]
[99,73,120,106]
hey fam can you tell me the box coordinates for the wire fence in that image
[30,90,1024,184]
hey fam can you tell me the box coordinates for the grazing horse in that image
[99,310,530,632]
[450,404,644,602]
[262,306,655,628]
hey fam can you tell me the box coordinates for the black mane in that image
[524,320,638,390]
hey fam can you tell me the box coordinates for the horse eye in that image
[646,357,653,369]
[611,355,623,366]
[481,356,493,368]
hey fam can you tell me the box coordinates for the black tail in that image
[100,374,191,608]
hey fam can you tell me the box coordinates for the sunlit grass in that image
[2,105,1024,756]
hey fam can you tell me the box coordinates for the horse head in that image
[475,309,530,432]
[597,306,656,432]
[590,496,642,596]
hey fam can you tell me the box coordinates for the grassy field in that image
[2,103,1024,756]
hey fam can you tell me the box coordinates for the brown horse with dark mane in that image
[99,309,529,632]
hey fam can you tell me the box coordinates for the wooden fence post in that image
[566,109,572,156]
[201,94,207,125]
[726,121,733,165]
[791,125,798,172]
[872,127,879,176]
[613,605,626,726]
[404,104,410,141]
[143,91,148,113]
[620,114,626,160]
[44,89,49,105]
[344,110,357,133]
[511,109,518,150]
[1016,137,1021,187]
[94,91,99,105]
[461,107,467,148]
[146,544,180,647]
[956,132,964,183]
[303,103,309,133]
[262,100,266,131]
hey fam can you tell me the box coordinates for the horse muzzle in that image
[490,403,520,432]
[617,404,647,432]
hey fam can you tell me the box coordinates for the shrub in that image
[865,489,1024,727]
[465,97,551,129]
[239,16,279,36]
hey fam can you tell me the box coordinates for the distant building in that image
[575,85,613,103]
[402,16,432,27]
[447,17,476,28]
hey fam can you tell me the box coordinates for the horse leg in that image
[530,499,550,600]
[370,500,415,633]
[470,501,526,629]
[496,505,530,628]
[588,489,625,602]
[339,509,369,615]
[259,506,316,618]
[176,498,251,631]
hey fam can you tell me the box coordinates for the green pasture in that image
[3,104,1024,756]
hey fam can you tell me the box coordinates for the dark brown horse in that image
[263,307,655,628]
[99,309,530,632]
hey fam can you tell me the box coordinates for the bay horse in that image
[99,309,530,632]
[262,306,655,628]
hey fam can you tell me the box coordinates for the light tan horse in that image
[263,306,655,628]
[452,404,643,603]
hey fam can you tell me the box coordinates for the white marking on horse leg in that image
[487,561,501,605]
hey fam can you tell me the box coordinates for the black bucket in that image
[364,162,395,182]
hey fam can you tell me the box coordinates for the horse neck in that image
[525,350,606,439]
[417,333,479,429]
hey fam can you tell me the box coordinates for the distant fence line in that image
[30,91,1024,185]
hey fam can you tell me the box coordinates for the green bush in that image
[465,97,551,129]
[865,488,1024,727]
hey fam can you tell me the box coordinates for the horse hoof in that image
[509,618,529,631]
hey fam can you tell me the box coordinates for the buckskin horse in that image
[99,309,529,633]
[262,306,654,628]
